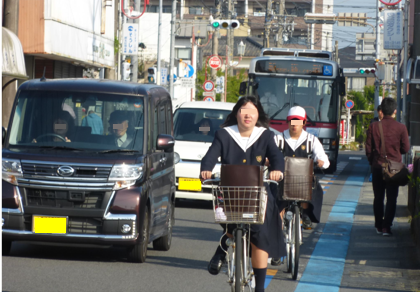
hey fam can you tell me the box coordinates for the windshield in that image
[173,108,231,142]
[7,90,144,153]
[255,76,337,122]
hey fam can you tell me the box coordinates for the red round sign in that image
[203,80,215,92]
[203,96,215,102]
[209,56,222,69]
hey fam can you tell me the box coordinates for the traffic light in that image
[358,68,376,74]
[211,20,240,29]
[122,61,132,81]
[147,67,156,84]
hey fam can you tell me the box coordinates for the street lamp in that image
[237,41,246,56]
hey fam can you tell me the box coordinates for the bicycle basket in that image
[212,186,268,224]
[281,175,313,201]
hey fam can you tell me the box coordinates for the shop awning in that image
[2,27,28,79]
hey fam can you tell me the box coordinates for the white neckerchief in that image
[224,125,266,152]
[283,129,308,151]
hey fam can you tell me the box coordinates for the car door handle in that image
[160,157,167,163]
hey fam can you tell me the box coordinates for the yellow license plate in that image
[33,215,67,234]
[178,178,202,191]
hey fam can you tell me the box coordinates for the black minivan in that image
[2,78,176,262]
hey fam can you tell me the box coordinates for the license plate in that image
[178,178,202,191]
[32,215,67,234]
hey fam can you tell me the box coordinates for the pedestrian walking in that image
[366,98,410,236]
[200,96,286,292]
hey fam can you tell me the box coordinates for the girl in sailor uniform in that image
[201,96,286,292]
[275,106,329,229]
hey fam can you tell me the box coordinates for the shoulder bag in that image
[378,122,409,186]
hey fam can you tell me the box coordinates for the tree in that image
[195,65,247,103]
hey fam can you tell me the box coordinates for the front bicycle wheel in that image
[234,229,244,292]
[291,205,300,280]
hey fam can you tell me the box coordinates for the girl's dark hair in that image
[221,96,269,129]
[380,97,397,116]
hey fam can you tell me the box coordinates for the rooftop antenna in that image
[40,67,47,82]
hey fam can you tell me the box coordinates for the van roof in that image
[18,78,168,96]
[175,101,235,111]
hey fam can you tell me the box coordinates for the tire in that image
[128,207,150,263]
[234,229,243,292]
[153,201,175,251]
[286,219,292,273]
[291,205,300,280]
[2,240,12,256]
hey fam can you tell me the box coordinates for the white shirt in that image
[117,133,127,147]
[224,125,266,152]
[274,129,330,169]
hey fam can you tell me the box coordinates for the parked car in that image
[2,78,176,263]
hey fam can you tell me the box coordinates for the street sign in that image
[204,91,215,97]
[183,64,194,78]
[345,100,355,109]
[122,23,138,55]
[203,80,215,91]
[180,78,195,88]
[216,76,225,93]
[161,68,168,85]
[203,96,215,102]
[209,56,222,69]
[384,10,403,50]
[379,0,402,6]
[167,73,177,82]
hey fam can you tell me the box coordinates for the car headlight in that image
[109,163,144,190]
[174,152,180,164]
[2,159,23,185]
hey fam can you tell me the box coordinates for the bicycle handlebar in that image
[202,178,279,185]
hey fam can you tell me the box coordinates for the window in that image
[146,5,171,13]
[159,104,166,134]
[153,106,158,148]
[189,7,203,15]
[176,48,191,60]
[166,103,172,135]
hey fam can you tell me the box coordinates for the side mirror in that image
[339,76,346,96]
[2,127,6,145]
[239,81,247,95]
[156,134,175,151]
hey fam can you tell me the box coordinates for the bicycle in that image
[280,160,318,280]
[203,177,278,292]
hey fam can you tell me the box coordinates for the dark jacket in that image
[366,116,410,169]
[201,128,284,172]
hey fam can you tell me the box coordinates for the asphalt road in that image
[2,150,370,292]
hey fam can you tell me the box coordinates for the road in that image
[3,150,420,292]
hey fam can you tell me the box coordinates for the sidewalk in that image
[341,174,420,291]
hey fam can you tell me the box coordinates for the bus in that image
[239,48,346,173]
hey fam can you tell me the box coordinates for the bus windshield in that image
[255,76,337,123]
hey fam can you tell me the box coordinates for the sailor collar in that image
[283,129,309,151]
[224,125,266,152]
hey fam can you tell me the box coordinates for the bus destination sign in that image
[255,60,334,76]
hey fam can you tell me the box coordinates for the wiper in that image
[98,149,139,154]
[38,145,85,151]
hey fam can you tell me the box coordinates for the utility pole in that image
[275,0,285,47]
[263,0,272,48]
[227,0,234,75]
[2,0,20,127]
[410,0,420,146]
[396,1,402,122]
[130,9,139,83]
[211,1,221,81]
[402,0,410,127]
[374,0,382,119]
[335,40,339,63]
[169,0,177,98]
[157,0,163,85]
[105,0,117,80]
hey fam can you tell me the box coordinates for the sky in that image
[332,0,380,49]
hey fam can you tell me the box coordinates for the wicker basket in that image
[212,186,268,224]
[281,175,313,201]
